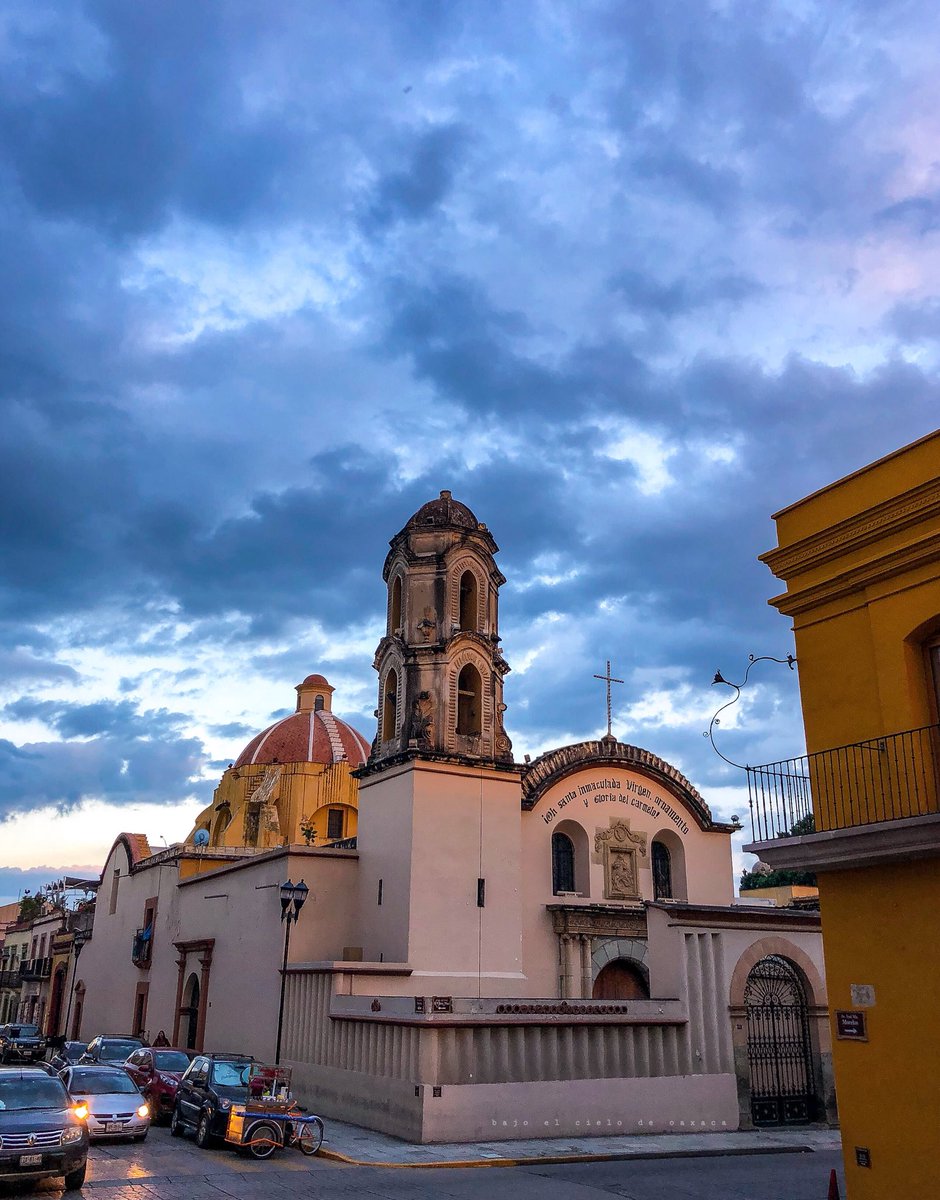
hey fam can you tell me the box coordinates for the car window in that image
[153,1051,191,1071]
[0,1076,67,1111]
[68,1069,140,1096]
[8,1025,40,1038]
[101,1039,143,1060]
[210,1061,250,1088]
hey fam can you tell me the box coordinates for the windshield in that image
[0,1076,66,1111]
[65,1043,87,1059]
[210,1061,250,1088]
[69,1070,140,1096]
[100,1040,142,1060]
[6,1026,40,1038]
[153,1051,190,1071]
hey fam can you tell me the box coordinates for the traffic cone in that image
[827,1168,840,1200]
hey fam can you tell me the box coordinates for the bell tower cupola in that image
[368,490,513,768]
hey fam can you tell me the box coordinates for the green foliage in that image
[740,866,817,890]
[18,894,43,922]
[787,813,816,836]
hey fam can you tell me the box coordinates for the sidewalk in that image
[318,1119,842,1168]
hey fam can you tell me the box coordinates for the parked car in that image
[171,1053,254,1147]
[0,1023,46,1065]
[49,1041,89,1074]
[80,1035,145,1066]
[60,1065,150,1142]
[0,1066,88,1190]
[124,1047,194,1123]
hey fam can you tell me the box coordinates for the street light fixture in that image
[274,878,308,1065]
[62,927,89,1042]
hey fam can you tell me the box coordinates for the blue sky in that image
[1,0,939,901]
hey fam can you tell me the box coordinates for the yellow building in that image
[189,674,368,851]
[747,428,940,1198]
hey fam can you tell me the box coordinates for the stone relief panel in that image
[594,818,648,901]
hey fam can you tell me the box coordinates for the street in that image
[7,1125,846,1199]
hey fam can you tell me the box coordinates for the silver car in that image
[60,1065,150,1142]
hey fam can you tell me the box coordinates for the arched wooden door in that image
[592,959,649,1000]
[745,955,816,1125]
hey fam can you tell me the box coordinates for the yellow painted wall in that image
[818,863,940,1197]
[764,429,940,1198]
[188,760,360,851]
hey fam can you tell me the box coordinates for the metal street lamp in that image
[274,878,308,1065]
[62,927,89,1042]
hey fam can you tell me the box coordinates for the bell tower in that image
[369,490,513,767]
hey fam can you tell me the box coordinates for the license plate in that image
[105,1121,123,1133]
[19,1154,43,1166]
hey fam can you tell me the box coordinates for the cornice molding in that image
[766,532,940,619]
[762,477,940,583]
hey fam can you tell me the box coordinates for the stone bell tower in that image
[369,490,513,767]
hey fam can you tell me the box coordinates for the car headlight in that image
[158,1073,177,1086]
[137,1103,150,1119]
[73,1103,89,1121]
[62,1126,84,1145]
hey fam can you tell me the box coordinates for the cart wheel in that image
[244,1119,281,1160]
[298,1116,324,1155]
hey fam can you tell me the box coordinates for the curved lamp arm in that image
[705,653,796,770]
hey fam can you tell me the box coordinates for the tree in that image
[18,894,43,923]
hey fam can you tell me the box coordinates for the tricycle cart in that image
[223,1065,324,1160]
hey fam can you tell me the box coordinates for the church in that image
[76,491,833,1142]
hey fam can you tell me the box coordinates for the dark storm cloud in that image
[0,0,938,837]
[0,731,208,821]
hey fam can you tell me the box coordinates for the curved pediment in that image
[521,738,734,832]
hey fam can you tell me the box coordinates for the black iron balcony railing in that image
[328,836,357,849]
[18,956,52,980]
[747,725,940,843]
[131,929,152,968]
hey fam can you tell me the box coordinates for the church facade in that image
[76,491,833,1142]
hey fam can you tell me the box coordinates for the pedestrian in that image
[153,1029,170,1047]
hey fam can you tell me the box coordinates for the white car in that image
[60,1065,150,1142]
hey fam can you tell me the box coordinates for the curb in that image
[316,1141,815,1170]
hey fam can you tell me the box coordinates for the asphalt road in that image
[7,1124,846,1199]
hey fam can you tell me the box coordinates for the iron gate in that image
[744,955,816,1126]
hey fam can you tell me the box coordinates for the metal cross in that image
[594,659,624,738]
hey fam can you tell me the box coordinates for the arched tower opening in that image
[390,575,403,634]
[459,570,478,632]
[456,663,482,735]
[382,669,398,743]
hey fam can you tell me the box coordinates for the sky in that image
[1,0,939,903]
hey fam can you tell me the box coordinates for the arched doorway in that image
[71,982,85,1039]
[592,958,649,1000]
[181,973,200,1050]
[745,955,816,1125]
[46,965,66,1038]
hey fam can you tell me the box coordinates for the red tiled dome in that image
[405,490,479,531]
[299,673,331,689]
[234,709,369,769]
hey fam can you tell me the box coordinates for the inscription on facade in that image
[541,777,690,835]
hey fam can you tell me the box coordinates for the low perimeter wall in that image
[288,1059,740,1143]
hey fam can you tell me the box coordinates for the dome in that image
[234,675,369,769]
[405,490,479,532]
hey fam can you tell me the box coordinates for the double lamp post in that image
[274,878,308,1065]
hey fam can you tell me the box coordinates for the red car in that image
[123,1047,195,1123]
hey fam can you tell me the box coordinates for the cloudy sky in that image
[1,0,939,903]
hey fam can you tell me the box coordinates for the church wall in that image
[280,965,741,1142]
[356,759,523,991]
[519,765,735,996]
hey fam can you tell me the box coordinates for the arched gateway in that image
[744,955,816,1125]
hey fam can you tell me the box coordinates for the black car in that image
[49,1040,89,1073]
[0,1024,46,1065]
[80,1035,145,1066]
[171,1053,253,1148]
[0,1067,88,1190]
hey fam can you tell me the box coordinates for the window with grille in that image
[551,832,575,894]
[652,841,672,899]
[327,809,344,840]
